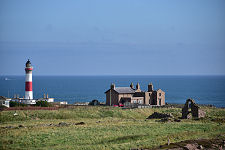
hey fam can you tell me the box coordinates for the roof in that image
[0,96,7,100]
[156,89,164,92]
[113,87,136,94]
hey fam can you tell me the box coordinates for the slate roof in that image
[0,96,7,100]
[114,87,135,94]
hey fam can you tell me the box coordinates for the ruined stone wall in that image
[182,99,206,119]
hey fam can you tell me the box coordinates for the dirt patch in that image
[146,112,173,119]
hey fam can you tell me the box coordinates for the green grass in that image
[0,106,225,150]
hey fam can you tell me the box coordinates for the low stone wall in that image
[3,107,59,111]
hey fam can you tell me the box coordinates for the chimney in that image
[148,83,154,92]
[130,82,134,89]
[111,83,115,90]
[136,83,140,90]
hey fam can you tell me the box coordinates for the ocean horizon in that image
[1,75,225,107]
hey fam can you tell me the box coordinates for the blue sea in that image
[0,75,225,107]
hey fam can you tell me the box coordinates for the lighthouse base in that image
[25,91,33,100]
[22,99,36,105]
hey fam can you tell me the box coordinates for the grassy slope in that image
[0,106,225,150]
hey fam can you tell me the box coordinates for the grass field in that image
[0,106,225,150]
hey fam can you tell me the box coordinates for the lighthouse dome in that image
[26,59,32,67]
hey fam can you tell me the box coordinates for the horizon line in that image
[1,74,225,76]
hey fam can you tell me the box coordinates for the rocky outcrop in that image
[155,138,225,150]
[130,138,225,150]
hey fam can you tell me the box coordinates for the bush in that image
[35,101,52,107]
[9,101,27,107]
[89,100,100,106]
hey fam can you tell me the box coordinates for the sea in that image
[0,75,225,107]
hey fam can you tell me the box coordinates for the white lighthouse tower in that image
[24,59,36,104]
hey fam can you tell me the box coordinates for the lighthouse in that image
[25,59,33,100]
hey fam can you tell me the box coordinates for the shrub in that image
[89,100,100,106]
[35,101,52,107]
[9,101,27,107]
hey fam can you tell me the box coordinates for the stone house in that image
[105,83,165,106]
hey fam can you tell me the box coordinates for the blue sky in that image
[0,0,225,75]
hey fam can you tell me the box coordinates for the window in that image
[159,98,161,105]
[133,100,137,103]
[138,100,143,104]
[159,93,161,96]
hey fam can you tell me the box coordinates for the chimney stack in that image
[111,83,115,90]
[148,83,154,92]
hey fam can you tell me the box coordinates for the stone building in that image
[0,96,11,108]
[182,99,206,119]
[105,83,165,106]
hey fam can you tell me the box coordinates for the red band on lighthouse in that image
[25,82,32,91]
[25,68,33,71]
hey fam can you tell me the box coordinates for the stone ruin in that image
[182,99,206,119]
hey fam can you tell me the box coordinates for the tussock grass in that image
[0,106,225,150]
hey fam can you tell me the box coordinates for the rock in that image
[174,119,181,122]
[169,113,174,118]
[197,145,204,149]
[58,122,69,126]
[198,110,206,118]
[75,122,85,125]
[18,125,24,128]
[183,143,198,150]
[5,126,14,129]
[168,138,170,145]
[187,114,192,119]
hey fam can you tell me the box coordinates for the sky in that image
[0,0,225,75]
